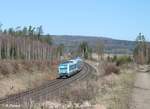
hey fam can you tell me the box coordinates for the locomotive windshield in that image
[61,61,73,64]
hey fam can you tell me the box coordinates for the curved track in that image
[0,62,94,104]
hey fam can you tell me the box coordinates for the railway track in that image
[0,62,94,105]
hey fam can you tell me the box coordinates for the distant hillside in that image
[52,35,136,54]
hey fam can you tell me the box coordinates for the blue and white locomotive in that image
[58,57,83,78]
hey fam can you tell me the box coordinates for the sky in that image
[0,0,150,41]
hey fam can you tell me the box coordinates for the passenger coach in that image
[58,57,83,78]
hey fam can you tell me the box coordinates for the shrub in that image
[112,56,132,66]
[112,55,117,62]
[58,80,98,104]
[104,63,120,75]
[107,56,111,62]
[148,58,150,64]
[116,56,132,66]
[0,62,16,75]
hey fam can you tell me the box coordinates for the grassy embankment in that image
[13,60,135,109]
[0,60,57,98]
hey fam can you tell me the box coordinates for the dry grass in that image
[85,60,135,109]
[0,60,135,109]
[104,63,120,75]
[0,60,57,98]
[96,64,135,109]
[45,60,134,109]
[57,80,98,104]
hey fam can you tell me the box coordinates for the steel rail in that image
[0,62,94,104]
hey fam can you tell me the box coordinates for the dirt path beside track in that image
[130,65,150,109]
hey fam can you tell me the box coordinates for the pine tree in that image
[134,33,147,64]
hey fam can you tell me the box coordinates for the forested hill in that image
[52,35,136,54]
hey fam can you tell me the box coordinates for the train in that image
[58,57,83,78]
